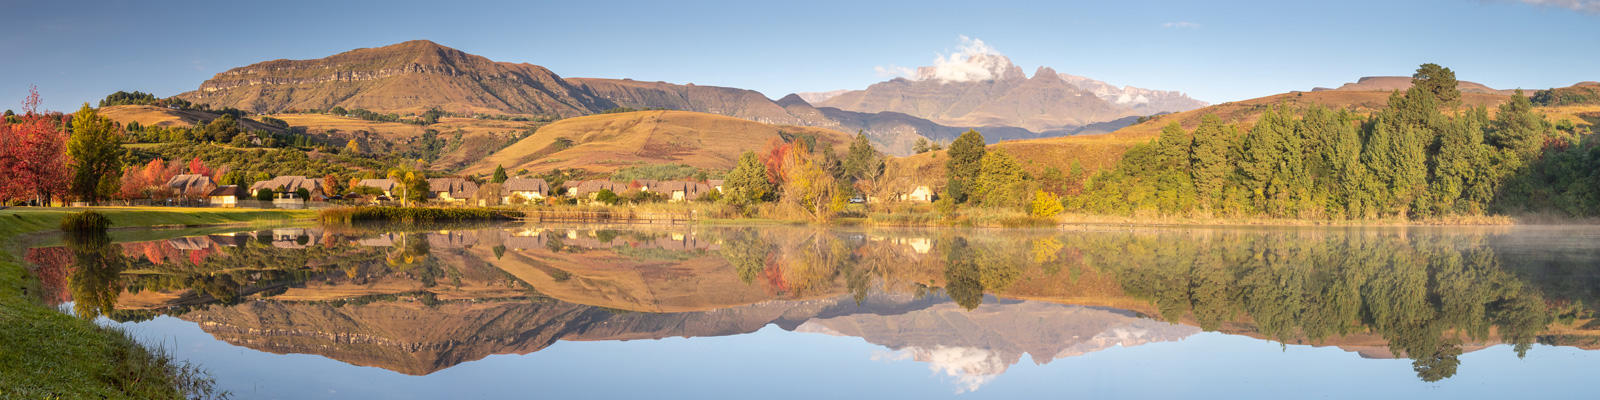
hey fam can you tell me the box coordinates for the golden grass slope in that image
[467,110,853,175]
[883,90,1515,188]
[97,105,283,132]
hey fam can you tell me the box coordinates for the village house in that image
[165,174,215,202]
[707,179,725,193]
[565,180,626,202]
[501,177,549,204]
[898,185,935,202]
[248,176,326,202]
[354,178,397,198]
[208,185,246,206]
[427,177,478,203]
[649,181,713,202]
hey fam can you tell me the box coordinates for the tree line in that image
[1069,64,1598,219]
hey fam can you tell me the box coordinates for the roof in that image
[166,174,214,193]
[502,177,549,194]
[427,177,479,198]
[356,179,397,192]
[567,180,625,197]
[208,185,245,197]
[249,176,323,194]
[646,180,713,200]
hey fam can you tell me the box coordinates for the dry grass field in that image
[466,110,854,175]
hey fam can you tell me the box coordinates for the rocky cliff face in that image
[180,40,613,116]
[178,40,1164,155]
[1058,73,1210,115]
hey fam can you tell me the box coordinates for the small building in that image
[355,179,397,197]
[899,185,935,202]
[248,176,326,201]
[649,181,714,202]
[427,177,478,203]
[208,185,246,206]
[501,177,549,204]
[566,180,626,201]
[707,179,725,193]
[166,174,215,200]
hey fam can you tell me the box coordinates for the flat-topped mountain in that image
[176,40,1164,155]
[181,40,610,116]
[1312,76,1513,95]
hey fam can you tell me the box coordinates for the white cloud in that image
[1515,0,1600,13]
[1162,21,1201,29]
[876,345,1007,393]
[876,35,1014,83]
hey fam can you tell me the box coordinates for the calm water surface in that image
[25,224,1600,399]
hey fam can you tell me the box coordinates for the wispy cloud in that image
[1162,21,1201,29]
[1515,0,1600,13]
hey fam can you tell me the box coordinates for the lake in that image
[24,224,1600,399]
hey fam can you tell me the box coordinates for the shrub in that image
[1030,190,1064,218]
[255,189,274,201]
[59,211,111,232]
[317,206,524,223]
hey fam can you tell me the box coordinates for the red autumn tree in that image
[0,87,70,205]
[187,156,213,177]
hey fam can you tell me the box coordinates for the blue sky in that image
[3,0,1597,112]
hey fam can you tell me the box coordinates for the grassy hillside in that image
[468,110,854,175]
[884,90,1519,190]
[264,114,542,170]
[99,105,283,132]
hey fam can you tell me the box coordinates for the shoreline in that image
[0,207,313,399]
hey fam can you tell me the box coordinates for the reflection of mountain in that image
[29,225,1600,385]
[797,299,1199,392]
[179,293,944,375]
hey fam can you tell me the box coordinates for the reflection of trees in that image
[1073,231,1555,382]
[65,229,124,319]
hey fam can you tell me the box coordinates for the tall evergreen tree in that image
[491,165,508,183]
[1412,63,1461,109]
[1489,90,1548,161]
[842,132,883,183]
[1189,115,1231,205]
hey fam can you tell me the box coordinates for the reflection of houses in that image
[892,237,933,254]
[208,185,246,206]
[427,178,478,203]
[501,178,549,203]
[270,228,323,248]
[441,229,719,252]
[249,176,326,202]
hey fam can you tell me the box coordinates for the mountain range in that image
[176,40,1207,155]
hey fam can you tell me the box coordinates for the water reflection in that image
[24,224,1600,390]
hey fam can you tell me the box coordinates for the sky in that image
[3,0,1598,112]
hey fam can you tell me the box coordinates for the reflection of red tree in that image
[24,247,74,305]
[118,240,217,266]
[760,256,788,294]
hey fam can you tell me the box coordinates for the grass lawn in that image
[0,206,312,399]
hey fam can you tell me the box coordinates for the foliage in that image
[316,206,523,223]
[611,163,719,182]
[1070,63,1597,219]
[0,88,69,205]
[66,104,125,203]
[722,151,774,209]
[491,164,508,183]
[944,129,986,203]
[1030,190,1063,218]
[58,211,111,233]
